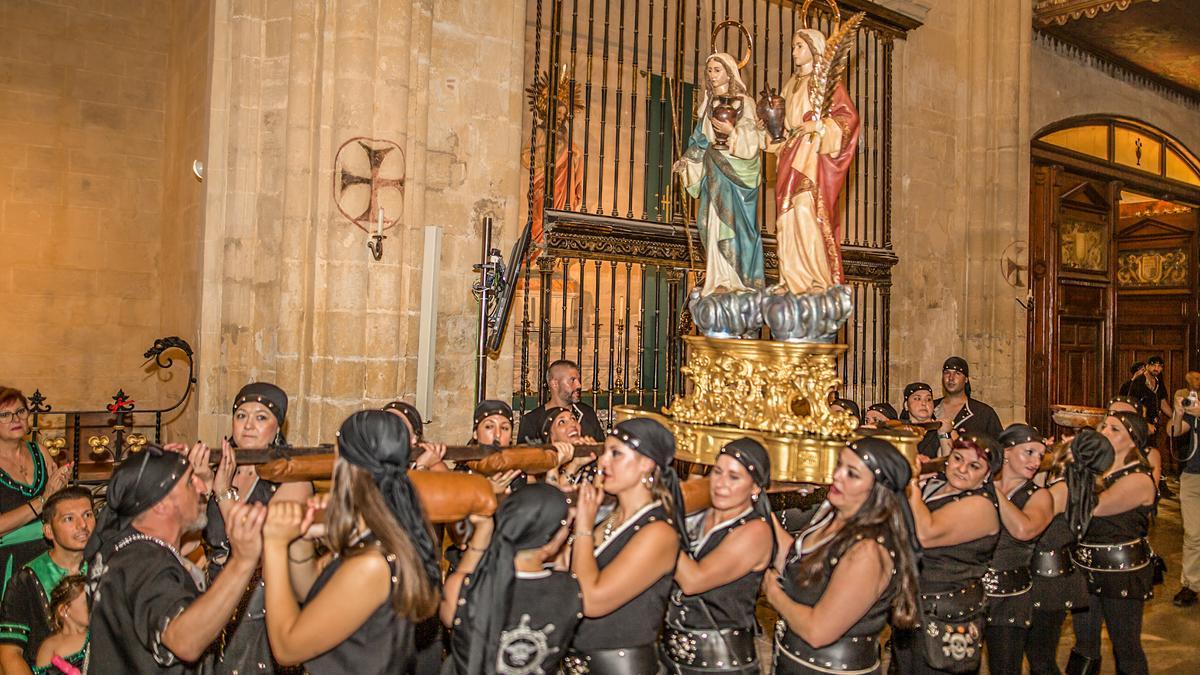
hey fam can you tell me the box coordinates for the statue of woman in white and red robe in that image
[765,28,860,295]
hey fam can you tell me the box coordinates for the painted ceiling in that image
[1037,0,1200,98]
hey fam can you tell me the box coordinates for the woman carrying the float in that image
[201,382,315,673]
[565,418,686,674]
[983,424,1055,675]
[262,410,442,673]
[1065,413,1157,675]
[894,432,1001,675]
[1022,431,1114,675]
[660,438,774,674]
[442,483,579,675]
[764,438,920,675]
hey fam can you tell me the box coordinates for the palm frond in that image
[808,12,866,121]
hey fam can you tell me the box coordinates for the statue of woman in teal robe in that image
[673,52,764,295]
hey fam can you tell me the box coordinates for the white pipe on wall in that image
[416,225,442,421]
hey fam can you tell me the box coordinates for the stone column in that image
[197,0,527,444]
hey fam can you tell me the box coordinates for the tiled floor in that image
[753,476,1200,673]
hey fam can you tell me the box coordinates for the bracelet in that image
[468,545,488,553]
[27,502,39,518]
[575,530,594,537]
[288,550,315,564]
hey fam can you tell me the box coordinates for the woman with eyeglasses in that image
[893,432,1001,675]
[0,387,72,596]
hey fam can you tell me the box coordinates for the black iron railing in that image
[28,337,196,483]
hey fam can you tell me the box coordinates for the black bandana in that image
[609,419,689,548]
[1107,395,1148,419]
[539,407,572,443]
[942,357,969,377]
[382,401,424,440]
[831,398,861,424]
[998,423,1043,448]
[473,400,514,427]
[84,445,191,561]
[1110,411,1149,453]
[458,484,568,675]
[336,411,441,588]
[866,402,898,421]
[849,437,921,561]
[232,382,288,426]
[903,382,932,401]
[1066,429,1115,538]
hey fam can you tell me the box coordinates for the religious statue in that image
[765,2,862,295]
[523,66,585,251]
[673,24,764,297]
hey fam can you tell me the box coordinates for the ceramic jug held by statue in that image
[756,87,786,143]
[711,96,743,150]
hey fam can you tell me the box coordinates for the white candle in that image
[376,206,384,237]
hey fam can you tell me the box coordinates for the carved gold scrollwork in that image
[664,337,858,438]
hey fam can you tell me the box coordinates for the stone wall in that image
[195,0,527,445]
[888,0,1031,423]
[159,0,214,438]
[0,0,171,413]
[1030,33,1200,153]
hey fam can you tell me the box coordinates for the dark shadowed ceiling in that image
[1036,0,1200,98]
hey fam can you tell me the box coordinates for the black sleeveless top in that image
[303,536,412,674]
[919,480,999,594]
[991,480,1040,571]
[1035,481,1073,555]
[572,502,675,651]
[450,570,582,674]
[203,477,278,580]
[1082,464,1155,545]
[779,506,898,639]
[668,507,767,630]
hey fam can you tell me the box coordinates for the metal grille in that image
[510,0,911,421]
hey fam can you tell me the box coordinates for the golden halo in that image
[801,0,842,32]
[710,20,753,70]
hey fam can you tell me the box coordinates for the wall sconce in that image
[367,205,387,261]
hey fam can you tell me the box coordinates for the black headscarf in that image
[1110,411,1149,454]
[609,418,689,548]
[336,410,441,588]
[84,445,191,561]
[1065,429,1115,539]
[717,437,775,564]
[539,406,572,443]
[943,356,973,398]
[866,402,898,421]
[831,398,862,424]
[473,400,514,427]
[1107,395,1148,420]
[998,423,1043,448]
[849,438,921,560]
[233,382,288,426]
[383,401,424,440]
[457,483,568,675]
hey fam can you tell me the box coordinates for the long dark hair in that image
[788,485,920,628]
[326,460,439,621]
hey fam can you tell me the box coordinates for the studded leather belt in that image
[774,621,880,674]
[1031,547,1074,578]
[562,645,662,675]
[983,566,1033,596]
[920,579,986,620]
[1072,538,1151,572]
[662,624,757,671]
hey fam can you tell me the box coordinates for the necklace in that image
[599,508,623,545]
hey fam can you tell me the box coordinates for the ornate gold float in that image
[615,336,919,484]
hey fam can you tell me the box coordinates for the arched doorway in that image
[1028,115,1200,437]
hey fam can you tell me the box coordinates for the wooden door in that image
[1028,165,1118,433]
